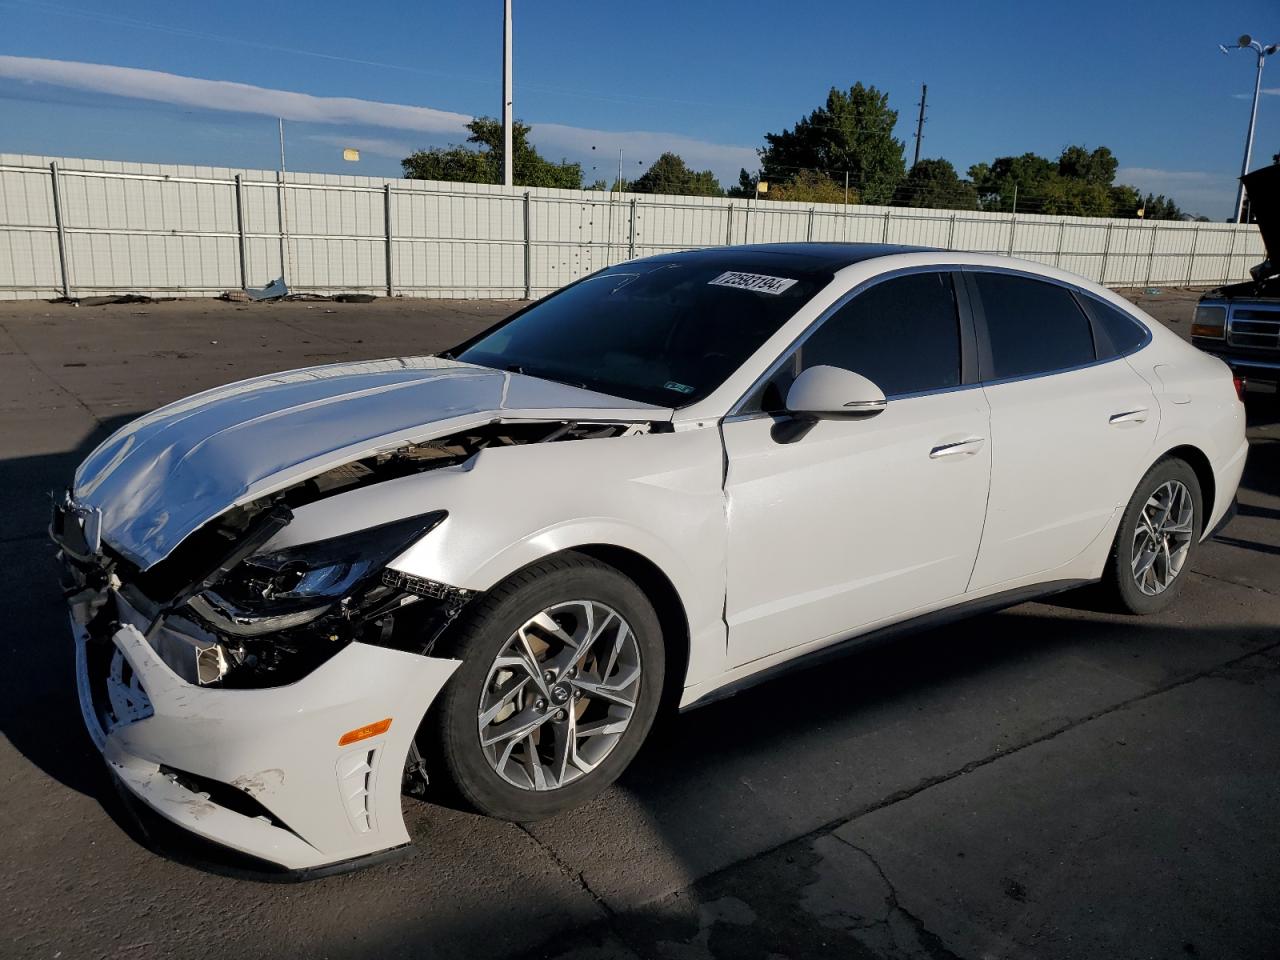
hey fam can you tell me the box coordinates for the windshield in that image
[453,258,828,406]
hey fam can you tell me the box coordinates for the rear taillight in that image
[1232,375,1247,402]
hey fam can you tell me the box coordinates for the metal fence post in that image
[234,174,248,290]
[49,162,72,299]
[1144,223,1159,286]
[628,198,637,259]
[1054,220,1066,267]
[946,213,957,250]
[1007,215,1017,256]
[881,209,891,242]
[1225,227,1239,286]
[523,192,533,300]
[1099,222,1114,285]
[275,170,289,285]
[807,207,815,242]
[725,203,734,246]
[1185,224,1200,287]
[384,184,394,298]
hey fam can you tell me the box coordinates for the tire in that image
[1101,457,1203,615]
[428,553,665,821]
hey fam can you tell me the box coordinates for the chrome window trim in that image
[727,264,971,418]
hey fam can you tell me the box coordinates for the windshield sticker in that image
[708,271,798,295]
[664,381,695,394]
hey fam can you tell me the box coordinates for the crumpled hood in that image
[73,356,671,569]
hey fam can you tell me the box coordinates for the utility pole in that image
[912,83,928,168]
[502,0,513,187]
[844,171,849,205]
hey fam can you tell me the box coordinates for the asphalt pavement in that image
[1,288,1276,960]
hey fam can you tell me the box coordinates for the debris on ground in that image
[243,277,289,302]
[218,283,377,304]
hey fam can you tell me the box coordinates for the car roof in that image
[626,242,937,276]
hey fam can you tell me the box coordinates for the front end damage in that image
[54,416,656,873]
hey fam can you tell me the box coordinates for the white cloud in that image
[307,134,419,160]
[0,55,759,180]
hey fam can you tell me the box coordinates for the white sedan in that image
[53,244,1247,875]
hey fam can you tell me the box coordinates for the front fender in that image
[275,427,730,687]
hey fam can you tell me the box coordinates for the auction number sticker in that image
[708,271,798,295]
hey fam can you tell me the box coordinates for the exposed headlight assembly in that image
[188,511,446,638]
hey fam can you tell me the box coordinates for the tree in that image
[1141,193,1186,221]
[1057,145,1119,186]
[727,169,759,198]
[968,152,1057,212]
[893,158,977,210]
[968,145,1160,218]
[759,83,906,205]
[768,170,858,205]
[402,117,582,188]
[629,153,723,196]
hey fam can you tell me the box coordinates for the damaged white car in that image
[54,244,1247,875]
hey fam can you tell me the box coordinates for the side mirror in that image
[785,365,887,419]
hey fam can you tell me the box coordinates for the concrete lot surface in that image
[1,288,1277,960]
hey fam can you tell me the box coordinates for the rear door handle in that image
[1109,408,1149,425]
[930,437,986,459]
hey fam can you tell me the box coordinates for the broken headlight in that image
[187,511,446,638]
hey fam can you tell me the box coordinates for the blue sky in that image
[0,0,1276,218]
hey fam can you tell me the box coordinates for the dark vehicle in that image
[1193,163,1280,388]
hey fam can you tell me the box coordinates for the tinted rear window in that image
[1087,298,1150,358]
[974,273,1095,380]
[454,261,825,406]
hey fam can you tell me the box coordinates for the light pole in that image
[502,0,513,187]
[1221,35,1277,223]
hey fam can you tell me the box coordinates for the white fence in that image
[0,153,1266,301]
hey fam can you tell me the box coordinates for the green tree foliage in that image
[893,158,978,210]
[629,153,723,196]
[967,153,1057,212]
[768,170,858,205]
[968,145,1156,218]
[402,117,582,189]
[759,83,906,205]
[727,169,758,198]
[1140,193,1186,221]
[1057,145,1119,185]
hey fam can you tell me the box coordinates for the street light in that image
[1222,34,1278,223]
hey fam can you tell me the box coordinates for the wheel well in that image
[567,544,691,712]
[1163,444,1215,521]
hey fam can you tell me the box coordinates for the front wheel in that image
[428,554,664,821]
[1102,457,1202,615]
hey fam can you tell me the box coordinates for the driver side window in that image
[750,271,962,413]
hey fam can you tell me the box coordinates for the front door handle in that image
[930,436,986,459]
[1109,408,1149,425]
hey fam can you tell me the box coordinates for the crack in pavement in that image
[1190,567,1280,598]
[832,836,968,960]
[0,319,104,428]
[516,821,617,921]
[609,634,1280,941]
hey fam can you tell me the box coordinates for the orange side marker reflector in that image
[338,718,392,746]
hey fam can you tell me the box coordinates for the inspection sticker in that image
[708,271,798,295]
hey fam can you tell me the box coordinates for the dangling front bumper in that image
[69,587,459,873]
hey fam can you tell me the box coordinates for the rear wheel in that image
[1102,457,1202,615]
[429,554,664,821]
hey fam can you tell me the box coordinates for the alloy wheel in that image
[1131,479,1195,596]
[477,600,641,791]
